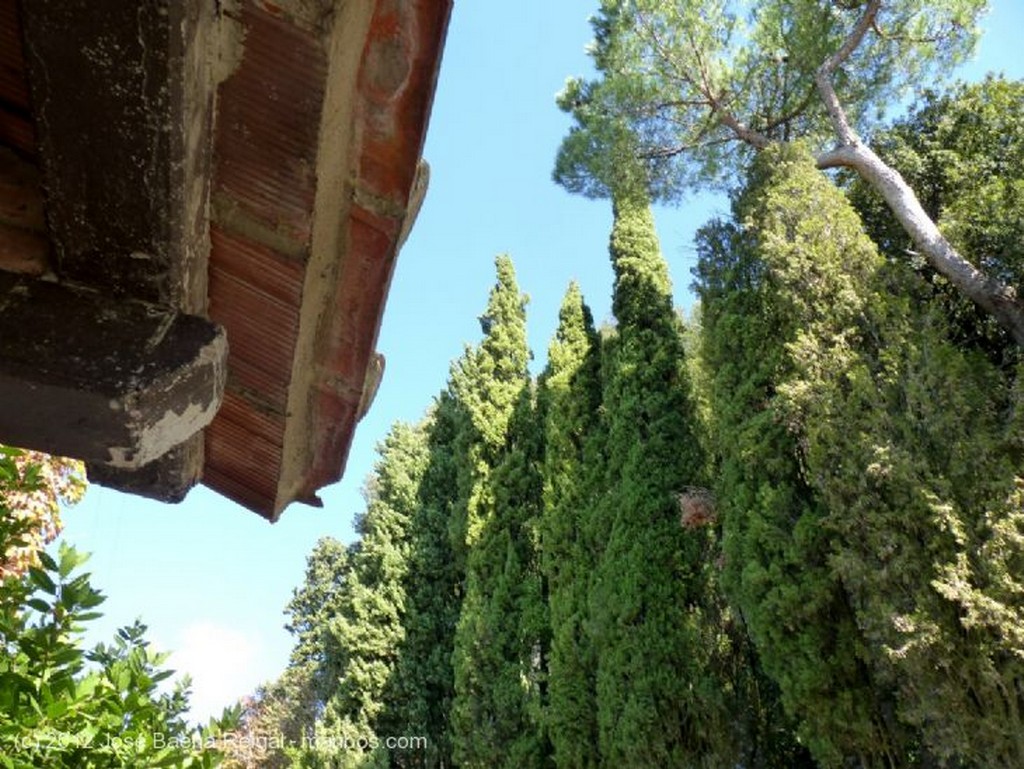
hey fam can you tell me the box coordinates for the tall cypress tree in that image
[285,536,355,737]
[447,255,531,562]
[383,393,465,769]
[710,139,1024,768]
[696,153,897,765]
[458,384,549,769]
[838,80,1024,765]
[310,421,430,769]
[588,192,718,767]
[449,255,537,768]
[537,283,602,769]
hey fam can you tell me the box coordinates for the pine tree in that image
[449,255,542,769]
[537,284,602,769]
[847,76,1024,366]
[588,192,719,767]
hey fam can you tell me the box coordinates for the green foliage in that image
[285,536,354,710]
[587,192,727,766]
[448,255,533,556]
[256,73,1024,769]
[808,167,1024,765]
[450,256,549,769]
[236,537,355,767]
[849,75,1024,363]
[218,669,315,769]
[556,0,986,199]
[802,300,1024,767]
[537,285,602,769]
[0,446,85,579]
[383,394,464,769]
[0,454,224,768]
[308,423,430,769]
[696,147,906,766]
[699,138,1024,766]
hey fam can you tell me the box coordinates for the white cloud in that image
[167,621,265,724]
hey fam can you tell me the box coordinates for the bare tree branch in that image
[715,110,773,149]
[761,85,818,137]
[816,0,882,145]
[679,25,774,149]
[817,143,1024,346]
[638,135,734,161]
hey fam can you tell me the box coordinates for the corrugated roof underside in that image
[204,3,326,519]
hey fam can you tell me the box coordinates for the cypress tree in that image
[538,285,601,768]
[537,283,602,769]
[837,79,1024,764]
[286,535,356,734]
[588,192,718,767]
[698,141,1024,767]
[449,255,538,768]
[696,144,913,767]
[447,255,531,562]
[383,393,465,769]
[310,421,430,768]
[764,140,1024,767]
[496,386,551,768]
[815,123,1024,762]
[799,254,1024,767]
[458,385,549,769]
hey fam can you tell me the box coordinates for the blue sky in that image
[54,1,1024,722]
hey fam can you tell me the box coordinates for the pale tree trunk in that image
[810,0,1024,346]
[816,142,1024,346]
[691,0,1024,342]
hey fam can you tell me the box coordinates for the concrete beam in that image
[0,147,48,276]
[86,437,204,504]
[0,273,226,486]
[14,1,220,501]
[19,0,215,313]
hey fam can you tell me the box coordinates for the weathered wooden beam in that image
[0,148,48,276]
[0,272,226,484]
[14,1,219,500]
[19,0,215,313]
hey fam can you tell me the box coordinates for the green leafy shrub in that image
[1,449,227,768]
